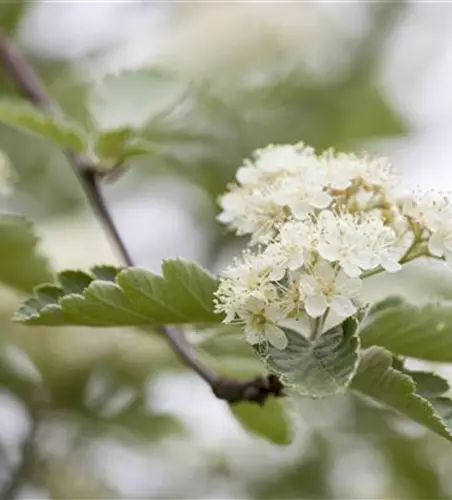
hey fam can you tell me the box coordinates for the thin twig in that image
[0,31,283,405]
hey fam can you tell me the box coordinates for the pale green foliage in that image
[89,69,186,129]
[255,319,360,398]
[361,298,452,362]
[14,259,220,326]
[230,398,292,445]
[94,126,154,168]
[351,347,452,442]
[0,213,53,292]
[0,99,88,152]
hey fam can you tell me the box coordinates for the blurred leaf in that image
[0,213,53,292]
[94,127,133,159]
[255,318,360,398]
[0,1,28,34]
[15,259,221,326]
[230,398,292,445]
[253,433,333,499]
[351,347,452,442]
[89,69,185,129]
[94,127,154,167]
[336,82,405,144]
[0,99,87,152]
[360,298,452,362]
[103,402,185,441]
[365,295,406,317]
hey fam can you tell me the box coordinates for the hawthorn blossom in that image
[404,192,452,263]
[238,295,288,349]
[215,141,452,350]
[298,261,361,318]
[316,211,405,277]
[263,219,316,280]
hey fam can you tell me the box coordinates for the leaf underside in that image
[255,318,360,398]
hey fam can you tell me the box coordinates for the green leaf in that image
[0,213,53,292]
[14,259,221,326]
[351,347,452,442]
[360,298,452,362]
[255,318,360,398]
[89,69,185,129]
[95,127,134,159]
[94,127,154,167]
[400,369,452,432]
[0,99,87,152]
[230,398,292,445]
[0,1,28,35]
[337,82,405,144]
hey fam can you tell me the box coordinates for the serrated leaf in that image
[14,259,221,327]
[230,398,292,445]
[401,369,452,431]
[255,318,360,398]
[0,99,87,152]
[351,347,452,442]
[0,213,53,292]
[360,298,452,362]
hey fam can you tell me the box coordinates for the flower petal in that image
[340,261,361,278]
[299,274,318,295]
[310,191,332,209]
[305,294,328,318]
[313,260,335,283]
[244,328,264,345]
[381,257,402,273]
[331,296,356,317]
[428,232,445,257]
[264,324,288,350]
[335,272,362,296]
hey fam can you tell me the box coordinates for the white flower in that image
[214,251,277,322]
[316,210,404,276]
[428,230,452,263]
[320,150,360,190]
[299,260,361,318]
[403,192,452,264]
[358,154,398,189]
[215,141,443,347]
[403,192,452,231]
[218,187,287,244]
[274,174,332,219]
[239,295,288,349]
[217,142,332,242]
[319,150,397,192]
[263,219,316,280]
[254,143,315,175]
[235,143,315,187]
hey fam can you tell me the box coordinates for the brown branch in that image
[0,31,283,405]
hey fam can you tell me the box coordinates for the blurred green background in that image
[2,2,452,498]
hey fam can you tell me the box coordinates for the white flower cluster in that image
[215,142,452,349]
